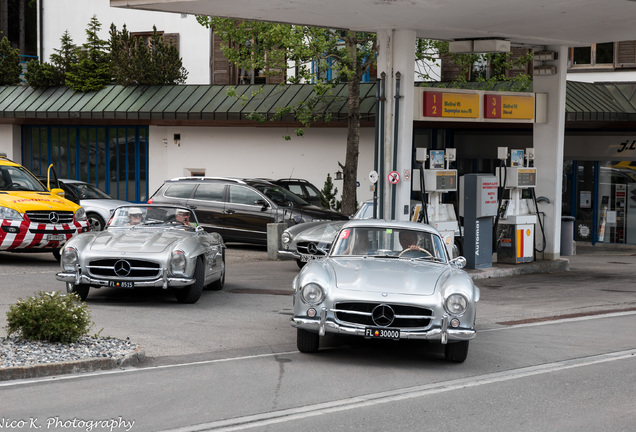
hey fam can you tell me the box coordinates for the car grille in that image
[296,241,329,256]
[87,258,162,278]
[25,211,75,224]
[334,302,433,328]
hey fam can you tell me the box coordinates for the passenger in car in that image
[175,209,195,227]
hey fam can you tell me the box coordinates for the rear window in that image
[164,183,196,199]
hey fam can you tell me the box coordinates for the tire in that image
[444,340,469,363]
[452,238,463,259]
[52,249,61,262]
[296,259,306,269]
[87,213,105,231]
[66,282,89,301]
[208,250,225,291]
[296,328,320,353]
[174,257,204,303]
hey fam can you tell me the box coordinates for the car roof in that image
[341,219,441,235]
[167,176,246,184]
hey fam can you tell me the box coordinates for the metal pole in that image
[391,71,401,220]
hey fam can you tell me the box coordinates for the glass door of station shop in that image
[564,160,636,244]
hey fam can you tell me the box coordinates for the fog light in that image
[307,308,317,317]
[2,226,20,234]
[450,318,460,328]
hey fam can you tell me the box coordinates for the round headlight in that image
[301,283,325,305]
[445,294,468,315]
[170,250,187,275]
[61,246,79,271]
[281,232,291,244]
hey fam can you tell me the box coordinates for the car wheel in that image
[174,257,204,304]
[296,259,306,269]
[87,213,105,231]
[444,340,469,363]
[296,328,320,353]
[66,282,89,301]
[52,249,61,262]
[208,250,225,291]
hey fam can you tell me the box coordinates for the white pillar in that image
[533,45,568,260]
[376,29,416,221]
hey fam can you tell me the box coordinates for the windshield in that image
[66,182,112,200]
[108,206,198,229]
[250,183,309,207]
[0,165,48,192]
[331,227,447,263]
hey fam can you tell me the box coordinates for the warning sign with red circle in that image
[388,171,400,184]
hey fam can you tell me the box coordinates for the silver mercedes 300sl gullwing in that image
[56,205,225,304]
[290,219,479,362]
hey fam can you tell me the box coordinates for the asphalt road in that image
[1,245,636,431]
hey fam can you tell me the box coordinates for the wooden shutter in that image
[615,41,636,68]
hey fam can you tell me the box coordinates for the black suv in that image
[148,177,348,244]
[270,178,327,208]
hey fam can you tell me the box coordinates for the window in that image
[229,186,263,206]
[570,43,614,68]
[193,183,225,201]
[165,183,195,199]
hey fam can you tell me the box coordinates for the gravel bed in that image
[0,336,139,368]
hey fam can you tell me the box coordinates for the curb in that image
[0,347,146,382]
[467,258,570,280]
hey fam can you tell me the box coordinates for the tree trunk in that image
[341,35,361,216]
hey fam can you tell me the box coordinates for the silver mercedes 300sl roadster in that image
[56,205,225,304]
[290,219,479,362]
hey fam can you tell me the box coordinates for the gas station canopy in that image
[111,0,636,46]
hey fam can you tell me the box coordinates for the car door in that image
[186,181,227,238]
[223,184,274,244]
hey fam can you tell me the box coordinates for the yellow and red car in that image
[0,154,89,259]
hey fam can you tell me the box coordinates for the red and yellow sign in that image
[423,92,480,118]
[484,94,534,120]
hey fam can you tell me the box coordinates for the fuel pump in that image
[412,148,458,257]
[495,147,537,263]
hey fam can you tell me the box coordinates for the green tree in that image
[25,30,77,89]
[197,17,376,216]
[320,173,341,211]
[110,24,188,85]
[0,36,21,85]
[66,16,111,92]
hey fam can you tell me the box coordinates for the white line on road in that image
[159,348,636,432]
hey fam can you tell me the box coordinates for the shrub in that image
[5,291,93,343]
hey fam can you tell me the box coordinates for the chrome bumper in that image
[56,271,195,289]
[277,250,300,260]
[290,314,476,344]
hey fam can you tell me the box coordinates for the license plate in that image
[46,234,66,241]
[109,281,134,288]
[364,327,400,340]
[300,254,323,262]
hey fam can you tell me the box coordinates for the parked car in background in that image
[270,178,328,208]
[290,219,479,363]
[148,177,348,245]
[56,205,225,303]
[57,179,130,231]
[1,154,88,260]
[279,200,372,267]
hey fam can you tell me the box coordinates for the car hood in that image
[294,205,349,221]
[80,199,130,211]
[329,258,448,296]
[293,221,345,243]
[88,229,185,253]
[0,191,80,212]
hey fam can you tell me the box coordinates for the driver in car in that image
[128,208,144,225]
[175,209,195,227]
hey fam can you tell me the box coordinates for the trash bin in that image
[561,216,575,256]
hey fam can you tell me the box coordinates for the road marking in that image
[160,348,636,432]
[481,310,636,332]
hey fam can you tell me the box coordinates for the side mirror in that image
[255,199,270,210]
[51,188,66,199]
[450,256,466,269]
